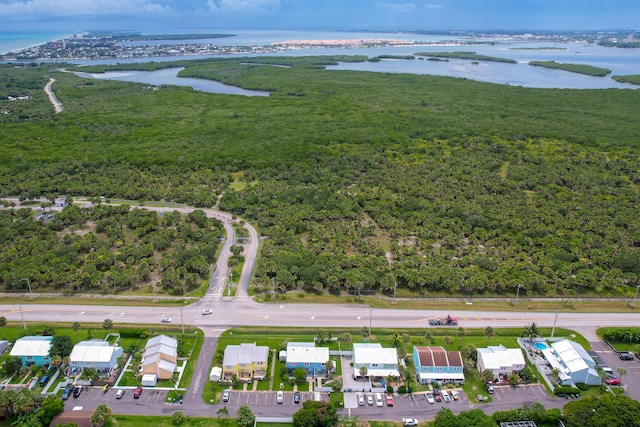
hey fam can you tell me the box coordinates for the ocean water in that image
[0,32,73,55]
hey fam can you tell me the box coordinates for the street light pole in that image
[393,282,397,305]
[634,285,640,305]
[515,284,524,304]
[20,278,33,299]
[369,307,372,336]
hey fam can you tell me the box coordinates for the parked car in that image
[160,316,172,323]
[39,374,50,387]
[605,377,620,385]
[486,384,495,394]
[202,308,213,315]
[294,391,301,404]
[276,390,284,404]
[442,390,451,403]
[222,389,230,402]
[376,393,384,407]
[619,352,635,361]
[102,384,109,393]
[367,394,374,406]
[425,391,435,404]
[386,394,394,406]
[73,385,83,398]
[358,393,365,406]
[402,418,419,426]
[450,390,459,401]
[61,384,74,400]
[433,388,442,402]
[115,389,125,399]
[133,386,143,399]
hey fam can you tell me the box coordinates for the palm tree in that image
[102,319,113,330]
[551,367,561,384]
[521,322,541,341]
[90,404,112,427]
[217,406,230,418]
[481,369,494,385]
[597,367,608,390]
[443,336,453,350]
[390,332,402,348]
[484,326,495,345]
[338,332,352,344]
[617,367,627,384]
[324,360,335,378]
[72,322,81,332]
[457,327,466,349]
[359,366,368,378]
[424,331,434,345]
[236,404,255,427]
[361,327,370,340]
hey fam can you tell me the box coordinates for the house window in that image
[304,363,310,366]
[240,364,247,367]
[27,356,33,360]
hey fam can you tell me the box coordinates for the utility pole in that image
[18,304,26,330]
[634,285,640,305]
[20,278,33,299]
[515,284,524,304]
[369,307,372,336]
[180,307,184,335]
[551,311,559,338]
[393,282,397,305]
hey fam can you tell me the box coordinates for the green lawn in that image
[110,414,239,426]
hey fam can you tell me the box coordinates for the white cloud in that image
[0,0,174,17]
[206,0,281,12]
[375,2,416,13]
[424,3,443,10]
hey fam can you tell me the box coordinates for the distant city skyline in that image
[0,0,638,33]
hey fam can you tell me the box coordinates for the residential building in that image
[413,346,464,385]
[69,341,123,374]
[140,335,178,380]
[352,343,399,378]
[545,339,600,386]
[222,342,269,382]
[477,345,526,381]
[10,336,53,367]
[286,342,331,378]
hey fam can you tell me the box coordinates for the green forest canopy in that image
[1,57,640,297]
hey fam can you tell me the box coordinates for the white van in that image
[375,393,384,407]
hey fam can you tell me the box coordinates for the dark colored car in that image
[39,374,50,387]
[133,386,143,399]
[61,384,74,400]
[72,385,83,398]
[619,352,634,361]
[294,391,301,403]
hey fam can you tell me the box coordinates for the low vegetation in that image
[413,51,517,63]
[612,74,640,85]
[528,60,611,76]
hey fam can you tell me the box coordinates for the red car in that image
[133,386,143,398]
[386,395,394,406]
[605,378,620,386]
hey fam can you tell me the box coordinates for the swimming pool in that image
[534,342,548,350]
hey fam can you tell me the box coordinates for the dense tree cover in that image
[292,400,339,427]
[0,204,222,293]
[2,58,640,296]
[433,407,497,427]
[528,61,611,76]
[563,394,640,427]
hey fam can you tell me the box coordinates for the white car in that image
[202,309,213,315]
[276,390,284,404]
[441,390,451,403]
[402,419,419,426]
[115,389,125,399]
[357,393,364,406]
[450,390,459,401]
[222,389,230,402]
[161,316,172,323]
[425,391,435,404]
[367,394,374,406]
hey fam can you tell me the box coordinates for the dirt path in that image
[44,78,63,113]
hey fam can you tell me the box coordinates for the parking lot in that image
[227,390,321,407]
[64,386,169,407]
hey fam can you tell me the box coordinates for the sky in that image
[0,0,638,33]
